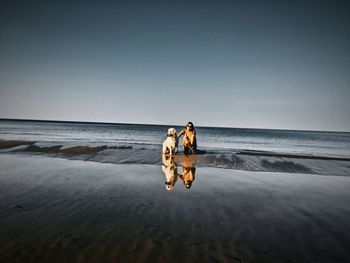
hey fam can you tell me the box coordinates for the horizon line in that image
[0,117,349,134]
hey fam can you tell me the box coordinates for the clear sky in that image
[1,1,349,131]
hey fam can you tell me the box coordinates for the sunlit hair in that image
[186,121,194,130]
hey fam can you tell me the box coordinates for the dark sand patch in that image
[26,144,63,153]
[0,140,35,149]
[238,149,350,161]
[23,144,107,155]
[261,159,314,174]
[0,140,107,155]
[60,145,107,154]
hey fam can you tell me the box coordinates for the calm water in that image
[1,119,350,158]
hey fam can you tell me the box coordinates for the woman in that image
[178,121,197,154]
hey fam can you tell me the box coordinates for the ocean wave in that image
[1,140,350,176]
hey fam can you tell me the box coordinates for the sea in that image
[1,119,350,175]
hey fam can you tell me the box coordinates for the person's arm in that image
[178,129,185,137]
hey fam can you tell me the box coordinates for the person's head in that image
[186,121,194,131]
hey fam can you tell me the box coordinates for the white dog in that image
[162,128,178,155]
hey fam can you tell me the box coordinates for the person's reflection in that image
[178,154,197,189]
[161,154,178,191]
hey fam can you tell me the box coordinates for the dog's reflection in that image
[161,154,197,190]
[161,154,178,191]
[178,154,196,189]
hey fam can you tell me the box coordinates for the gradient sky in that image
[1,1,349,131]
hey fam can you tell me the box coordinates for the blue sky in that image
[0,1,349,131]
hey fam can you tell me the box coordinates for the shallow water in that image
[1,119,350,158]
[1,120,350,176]
[1,142,350,176]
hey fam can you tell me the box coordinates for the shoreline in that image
[1,140,350,176]
[1,154,350,262]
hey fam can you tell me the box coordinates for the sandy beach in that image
[1,154,350,262]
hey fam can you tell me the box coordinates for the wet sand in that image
[0,154,350,262]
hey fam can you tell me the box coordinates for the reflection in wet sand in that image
[161,154,178,190]
[161,154,197,190]
[178,154,196,189]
